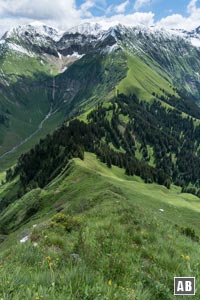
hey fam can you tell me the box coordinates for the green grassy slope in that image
[1,30,200,300]
[0,43,65,169]
[0,52,57,82]
[0,114,64,171]
[53,51,127,117]
[0,50,127,170]
[0,52,59,166]
[119,28,200,103]
[0,48,193,172]
[117,54,176,100]
[0,83,64,173]
[0,31,200,177]
[1,153,200,299]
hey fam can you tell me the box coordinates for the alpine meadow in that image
[1,14,200,299]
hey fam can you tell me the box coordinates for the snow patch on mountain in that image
[66,52,85,59]
[60,66,68,73]
[8,43,35,57]
[190,38,200,48]
[5,23,63,42]
[102,44,119,54]
[58,52,62,59]
[67,23,104,36]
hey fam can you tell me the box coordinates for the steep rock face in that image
[57,33,98,56]
[2,23,60,57]
[66,23,103,36]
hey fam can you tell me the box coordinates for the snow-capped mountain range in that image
[1,22,200,57]
[3,22,63,42]
[67,22,200,46]
[66,22,200,47]
[1,21,200,159]
[1,21,200,102]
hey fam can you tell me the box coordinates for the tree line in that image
[6,92,200,198]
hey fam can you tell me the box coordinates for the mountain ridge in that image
[2,22,200,57]
[0,21,200,167]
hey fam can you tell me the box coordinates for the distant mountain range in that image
[0,22,200,162]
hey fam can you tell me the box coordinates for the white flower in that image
[20,235,29,243]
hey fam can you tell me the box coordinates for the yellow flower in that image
[49,262,54,268]
[185,255,190,262]
[46,256,51,261]
[35,293,40,300]
[108,280,112,286]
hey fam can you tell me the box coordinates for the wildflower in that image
[46,256,51,261]
[35,293,40,300]
[49,262,54,268]
[108,280,112,286]
[185,255,192,272]
[185,255,190,262]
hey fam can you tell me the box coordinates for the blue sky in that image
[75,0,200,30]
[76,0,197,20]
[0,0,199,35]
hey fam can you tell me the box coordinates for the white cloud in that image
[0,0,155,36]
[157,0,200,30]
[0,0,82,35]
[80,0,95,17]
[157,14,187,29]
[0,0,199,38]
[114,1,129,13]
[187,0,200,22]
[106,0,129,15]
[0,0,79,20]
[89,11,155,28]
[187,0,198,14]
[134,0,151,11]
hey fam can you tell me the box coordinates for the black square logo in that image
[174,277,195,295]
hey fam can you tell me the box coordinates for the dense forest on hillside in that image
[5,93,200,205]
